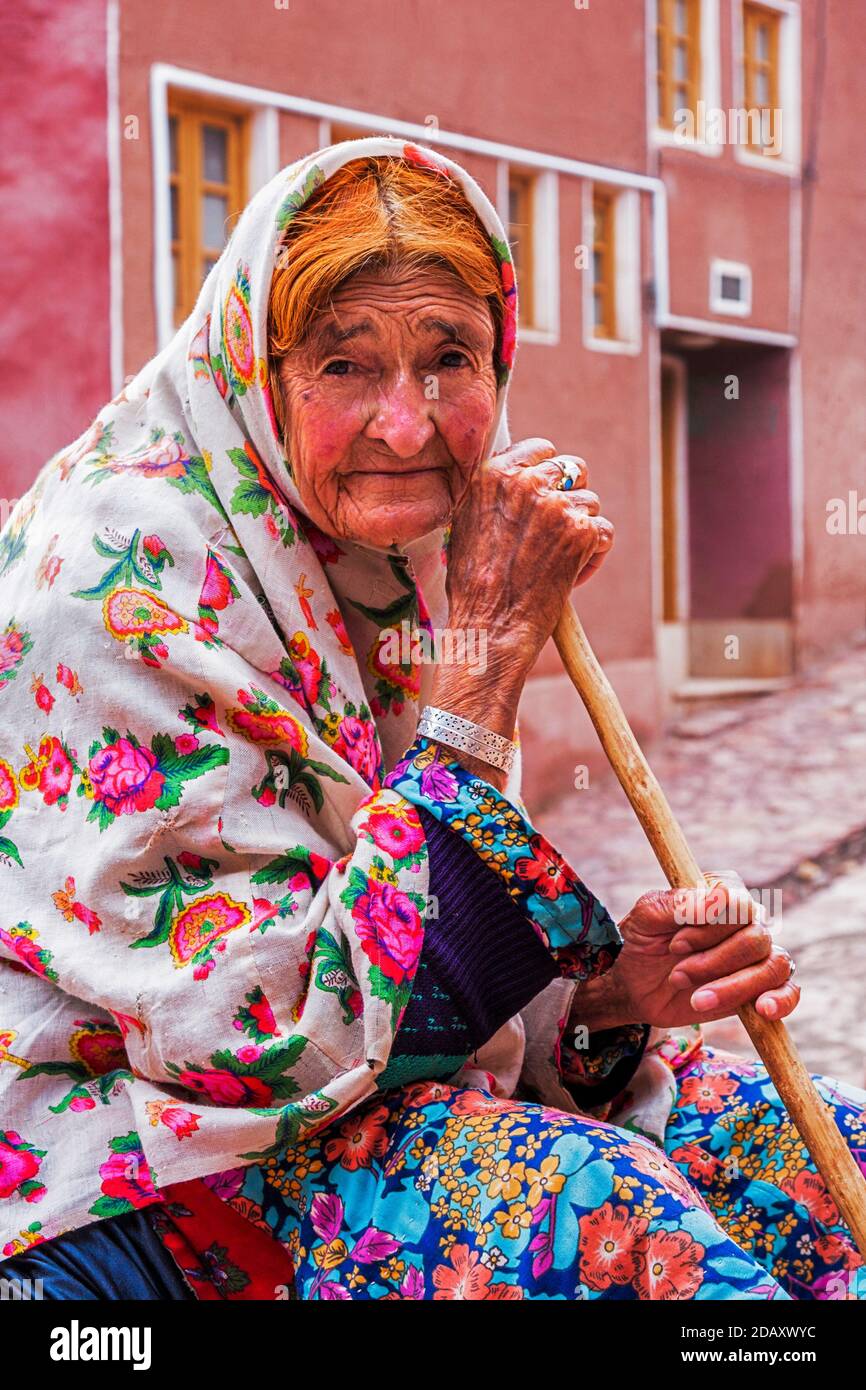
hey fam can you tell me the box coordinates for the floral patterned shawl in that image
[0,138,531,1248]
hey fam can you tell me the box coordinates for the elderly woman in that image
[0,137,863,1303]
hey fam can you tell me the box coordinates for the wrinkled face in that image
[276,263,499,548]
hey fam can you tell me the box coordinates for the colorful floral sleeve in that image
[384,737,649,1105]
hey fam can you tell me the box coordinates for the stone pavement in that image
[535,636,866,1087]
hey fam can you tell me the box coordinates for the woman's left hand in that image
[608,872,799,1029]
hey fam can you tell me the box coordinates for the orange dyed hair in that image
[267,156,505,424]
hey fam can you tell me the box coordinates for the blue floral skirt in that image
[209,1046,866,1300]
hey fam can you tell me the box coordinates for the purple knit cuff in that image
[416,805,558,1048]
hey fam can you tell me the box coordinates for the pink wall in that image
[0,0,111,501]
[664,153,792,331]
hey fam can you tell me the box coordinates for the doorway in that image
[657,339,795,691]
[658,355,690,686]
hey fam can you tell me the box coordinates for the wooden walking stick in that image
[553,600,866,1260]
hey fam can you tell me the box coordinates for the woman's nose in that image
[365,375,436,458]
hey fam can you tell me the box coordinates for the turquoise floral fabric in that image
[173,1050,866,1300]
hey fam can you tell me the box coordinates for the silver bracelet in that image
[417,704,516,774]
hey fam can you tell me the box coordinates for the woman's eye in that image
[323,359,353,376]
[439,350,470,369]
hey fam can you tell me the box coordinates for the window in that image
[656,0,702,129]
[507,170,536,328]
[742,2,781,155]
[584,184,640,353]
[591,189,616,339]
[169,95,249,326]
[503,165,558,341]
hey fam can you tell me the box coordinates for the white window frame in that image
[649,0,723,159]
[732,0,801,175]
[497,162,560,345]
[709,258,753,316]
[151,70,280,348]
[582,182,642,356]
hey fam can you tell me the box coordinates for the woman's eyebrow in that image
[315,319,374,347]
[422,316,485,348]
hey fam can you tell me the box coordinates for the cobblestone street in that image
[537,638,866,1087]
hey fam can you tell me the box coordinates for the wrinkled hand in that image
[446,438,614,676]
[610,872,799,1030]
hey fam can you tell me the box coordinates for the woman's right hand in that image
[446,438,614,676]
[427,439,614,790]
